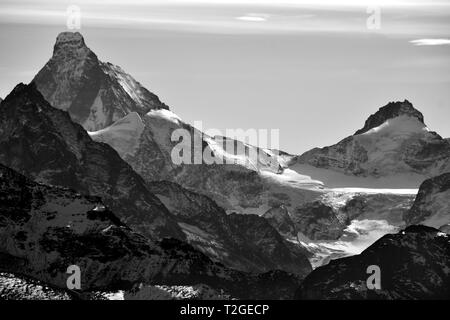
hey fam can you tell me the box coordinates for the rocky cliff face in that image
[264,200,349,242]
[295,225,450,299]
[405,173,450,228]
[0,82,182,240]
[0,163,305,299]
[148,181,312,276]
[292,201,348,240]
[295,100,450,183]
[0,162,168,291]
[33,32,168,131]
[262,206,298,239]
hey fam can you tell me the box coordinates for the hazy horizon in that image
[1,0,449,154]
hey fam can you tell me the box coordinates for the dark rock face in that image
[0,83,182,239]
[341,193,414,226]
[292,201,347,240]
[33,32,167,131]
[148,181,312,276]
[297,137,369,176]
[0,164,303,300]
[263,206,298,239]
[405,173,450,227]
[354,100,424,135]
[0,163,165,290]
[295,226,450,300]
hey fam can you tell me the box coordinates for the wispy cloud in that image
[410,39,450,46]
[0,1,449,36]
[21,0,450,8]
[236,13,269,22]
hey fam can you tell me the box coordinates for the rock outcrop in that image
[405,173,450,228]
[262,206,298,239]
[292,201,348,240]
[295,225,450,299]
[148,181,312,275]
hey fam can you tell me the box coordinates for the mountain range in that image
[0,82,311,277]
[0,162,305,299]
[0,31,449,300]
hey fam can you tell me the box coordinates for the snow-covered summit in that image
[295,101,450,186]
[355,100,424,135]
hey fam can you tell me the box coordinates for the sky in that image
[0,0,449,154]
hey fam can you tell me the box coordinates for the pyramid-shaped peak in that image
[355,100,424,135]
[33,32,168,131]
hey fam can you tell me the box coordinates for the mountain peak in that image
[55,31,85,46]
[33,32,167,131]
[6,82,41,103]
[355,100,424,135]
[56,31,84,43]
[53,31,91,58]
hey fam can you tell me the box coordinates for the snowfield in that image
[264,163,419,268]
[291,163,426,189]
